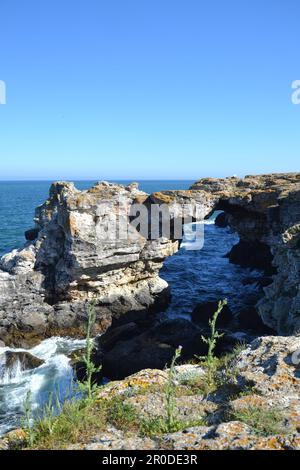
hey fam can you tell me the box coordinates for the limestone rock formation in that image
[0,181,178,346]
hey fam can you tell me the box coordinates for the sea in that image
[0,180,262,435]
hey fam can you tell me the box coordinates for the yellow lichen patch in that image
[96,369,168,402]
[151,192,177,204]
[6,428,27,441]
[231,394,269,411]
[132,194,148,204]
[1,428,28,449]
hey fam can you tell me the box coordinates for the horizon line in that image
[0,178,197,182]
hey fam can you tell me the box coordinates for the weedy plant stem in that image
[78,301,102,400]
[197,299,228,386]
[165,346,182,432]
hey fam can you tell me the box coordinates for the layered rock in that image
[0,181,178,346]
[153,173,300,334]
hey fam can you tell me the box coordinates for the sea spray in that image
[0,337,85,436]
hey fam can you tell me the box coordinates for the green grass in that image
[140,415,206,437]
[106,396,140,431]
[227,405,287,437]
[26,398,107,449]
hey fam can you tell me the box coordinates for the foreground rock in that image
[2,335,300,450]
[60,335,300,450]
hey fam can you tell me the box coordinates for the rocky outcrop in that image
[153,173,300,334]
[63,335,300,450]
[0,182,178,346]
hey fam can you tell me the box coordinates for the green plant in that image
[202,299,227,363]
[20,302,104,449]
[107,397,139,431]
[22,390,35,446]
[78,301,102,400]
[164,346,182,432]
[228,405,286,436]
[28,398,106,449]
[141,415,206,437]
[36,390,64,437]
[139,346,186,437]
[196,299,227,387]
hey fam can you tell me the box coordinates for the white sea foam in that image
[0,337,85,436]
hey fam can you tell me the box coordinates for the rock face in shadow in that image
[226,240,276,275]
[235,306,275,334]
[0,182,178,346]
[191,301,233,327]
[214,211,229,228]
[95,316,247,380]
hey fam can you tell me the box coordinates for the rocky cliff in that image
[153,173,300,334]
[0,181,178,346]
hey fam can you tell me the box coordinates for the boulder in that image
[3,351,44,371]
[191,301,232,327]
[98,316,245,380]
[226,240,275,275]
[24,228,39,241]
[99,318,208,380]
[235,306,275,334]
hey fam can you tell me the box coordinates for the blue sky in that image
[0,0,299,180]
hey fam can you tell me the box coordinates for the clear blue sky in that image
[0,0,299,180]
